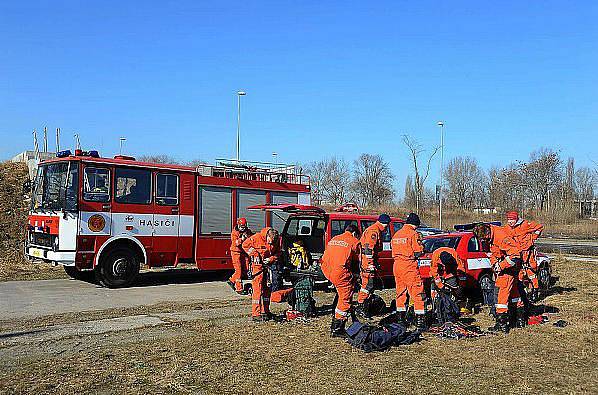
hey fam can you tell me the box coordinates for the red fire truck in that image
[25,150,310,287]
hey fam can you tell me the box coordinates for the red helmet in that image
[237,217,247,226]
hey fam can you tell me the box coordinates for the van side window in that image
[331,220,358,238]
[361,220,392,242]
[83,167,110,202]
[156,174,178,206]
[468,236,480,252]
[115,168,151,205]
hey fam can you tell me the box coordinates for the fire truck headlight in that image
[53,237,59,252]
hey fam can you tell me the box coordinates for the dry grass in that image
[0,257,596,394]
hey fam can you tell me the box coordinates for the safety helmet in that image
[237,217,247,226]
[377,214,391,225]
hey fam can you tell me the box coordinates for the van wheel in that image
[95,248,140,288]
[537,267,551,290]
[478,273,495,307]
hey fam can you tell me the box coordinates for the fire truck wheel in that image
[95,248,140,288]
[64,266,84,280]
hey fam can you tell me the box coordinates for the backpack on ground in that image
[345,321,419,352]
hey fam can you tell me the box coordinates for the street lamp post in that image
[236,91,246,162]
[437,121,445,230]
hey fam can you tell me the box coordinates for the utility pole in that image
[236,90,246,162]
[74,134,81,151]
[43,126,48,152]
[32,129,40,161]
[437,121,445,230]
[119,137,127,155]
[56,128,61,152]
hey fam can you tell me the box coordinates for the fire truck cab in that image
[25,151,310,287]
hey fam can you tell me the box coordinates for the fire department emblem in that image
[88,214,106,232]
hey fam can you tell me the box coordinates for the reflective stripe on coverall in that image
[242,227,281,317]
[391,224,426,315]
[321,231,361,320]
[358,222,384,303]
[490,225,524,314]
[229,226,253,292]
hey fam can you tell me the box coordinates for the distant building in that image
[473,207,498,215]
[10,151,54,179]
[575,199,597,219]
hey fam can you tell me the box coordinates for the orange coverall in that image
[429,247,462,297]
[489,225,524,314]
[391,224,426,315]
[321,231,361,320]
[358,222,384,304]
[509,219,544,289]
[229,226,253,292]
[242,227,282,318]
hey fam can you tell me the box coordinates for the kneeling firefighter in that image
[473,223,526,333]
[321,224,362,338]
[356,214,391,319]
[430,248,463,324]
[242,227,283,322]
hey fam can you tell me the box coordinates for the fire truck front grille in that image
[31,233,54,248]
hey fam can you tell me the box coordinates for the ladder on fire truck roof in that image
[195,159,310,185]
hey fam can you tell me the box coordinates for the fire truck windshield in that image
[31,162,79,212]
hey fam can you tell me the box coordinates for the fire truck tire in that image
[95,248,140,288]
[64,265,81,279]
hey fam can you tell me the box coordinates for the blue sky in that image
[1,1,596,196]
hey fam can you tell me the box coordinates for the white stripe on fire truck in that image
[79,211,194,237]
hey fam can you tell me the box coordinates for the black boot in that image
[330,318,348,338]
[355,299,372,319]
[515,307,527,328]
[379,311,406,327]
[414,314,427,333]
[488,313,510,334]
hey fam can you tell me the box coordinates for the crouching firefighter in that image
[389,213,428,332]
[473,223,525,333]
[321,224,362,338]
[242,227,282,322]
[430,248,463,324]
[228,217,253,294]
[356,214,391,319]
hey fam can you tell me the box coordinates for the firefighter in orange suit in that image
[242,227,281,321]
[321,224,361,338]
[473,222,525,333]
[506,211,544,302]
[228,217,253,294]
[390,213,427,332]
[356,214,391,319]
[429,247,463,301]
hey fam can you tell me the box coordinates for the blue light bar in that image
[454,221,502,231]
[87,150,100,158]
[56,150,72,158]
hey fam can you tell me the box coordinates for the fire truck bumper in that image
[26,247,76,266]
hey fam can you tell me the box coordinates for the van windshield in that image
[284,217,326,254]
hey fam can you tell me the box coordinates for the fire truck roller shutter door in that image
[200,187,232,234]
[237,190,267,231]
[271,192,298,231]
[298,193,311,205]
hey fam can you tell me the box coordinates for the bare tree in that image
[402,135,440,211]
[138,155,180,164]
[575,167,596,201]
[404,175,416,209]
[306,157,351,206]
[523,148,562,211]
[444,156,487,210]
[186,159,208,167]
[350,153,394,207]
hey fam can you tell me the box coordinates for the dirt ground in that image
[0,256,596,394]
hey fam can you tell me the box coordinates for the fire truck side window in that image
[115,168,152,205]
[156,174,178,206]
[83,167,110,202]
